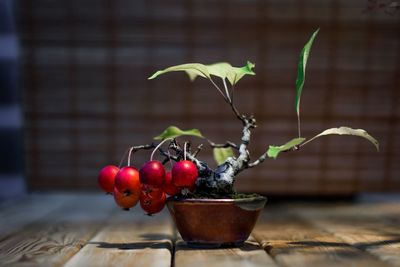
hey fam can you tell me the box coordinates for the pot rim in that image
[167,195,267,204]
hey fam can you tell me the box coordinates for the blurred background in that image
[1,0,399,199]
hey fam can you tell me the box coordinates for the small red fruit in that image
[141,184,164,199]
[113,187,139,210]
[140,190,166,215]
[115,166,141,197]
[172,160,198,188]
[139,160,166,188]
[163,171,180,196]
[98,165,119,193]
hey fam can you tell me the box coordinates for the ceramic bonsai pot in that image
[166,196,267,248]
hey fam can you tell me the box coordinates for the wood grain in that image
[252,208,392,267]
[0,194,115,267]
[0,193,75,241]
[174,236,278,267]
[63,208,173,267]
[294,202,400,267]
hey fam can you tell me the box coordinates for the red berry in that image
[163,171,180,196]
[139,160,166,188]
[115,167,141,197]
[141,184,164,199]
[140,190,166,215]
[113,187,139,210]
[172,160,198,188]
[98,165,119,193]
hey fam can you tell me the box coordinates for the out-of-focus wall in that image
[17,0,400,194]
[0,0,25,199]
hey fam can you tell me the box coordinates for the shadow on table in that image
[176,240,262,251]
[88,240,172,250]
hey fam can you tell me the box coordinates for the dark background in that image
[2,0,399,197]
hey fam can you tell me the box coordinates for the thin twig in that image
[193,144,203,157]
[207,139,239,150]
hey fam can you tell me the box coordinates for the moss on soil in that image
[175,190,261,200]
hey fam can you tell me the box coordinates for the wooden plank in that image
[63,208,173,267]
[294,202,400,267]
[174,236,278,267]
[252,208,391,267]
[0,193,75,241]
[0,193,115,267]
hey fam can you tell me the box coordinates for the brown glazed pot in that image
[166,196,267,248]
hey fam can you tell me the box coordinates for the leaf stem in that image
[297,113,301,138]
[209,77,229,102]
[222,78,231,102]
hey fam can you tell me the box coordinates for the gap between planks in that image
[0,193,116,267]
[252,206,394,267]
[291,202,400,267]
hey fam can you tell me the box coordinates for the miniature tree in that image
[98,30,379,213]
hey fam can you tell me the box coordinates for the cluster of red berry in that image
[98,159,198,215]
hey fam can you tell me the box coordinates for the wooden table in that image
[0,193,399,267]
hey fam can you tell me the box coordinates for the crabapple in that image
[141,184,164,199]
[140,189,166,215]
[113,187,139,210]
[172,160,198,188]
[139,160,166,188]
[98,165,119,193]
[163,171,180,196]
[115,166,141,197]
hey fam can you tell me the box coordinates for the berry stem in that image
[118,147,131,168]
[184,142,187,160]
[150,138,171,161]
[127,146,134,166]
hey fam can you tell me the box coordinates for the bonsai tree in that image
[98,29,379,214]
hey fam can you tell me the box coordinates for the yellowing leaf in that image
[148,63,210,80]
[307,127,379,151]
[213,147,235,165]
[148,61,255,86]
[154,126,204,140]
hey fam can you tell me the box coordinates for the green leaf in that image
[307,127,379,151]
[154,126,205,140]
[267,138,306,159]
[148,61,255,86]
[208,61,255,85]
[213,147,235,165]
[295,29,319,135]
[148,63,211,80]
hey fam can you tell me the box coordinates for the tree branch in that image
[207,139,239,150]
[169,140,213,176]
[193,144,204,157]
[247,152,267,168]
[248,144,300,168]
